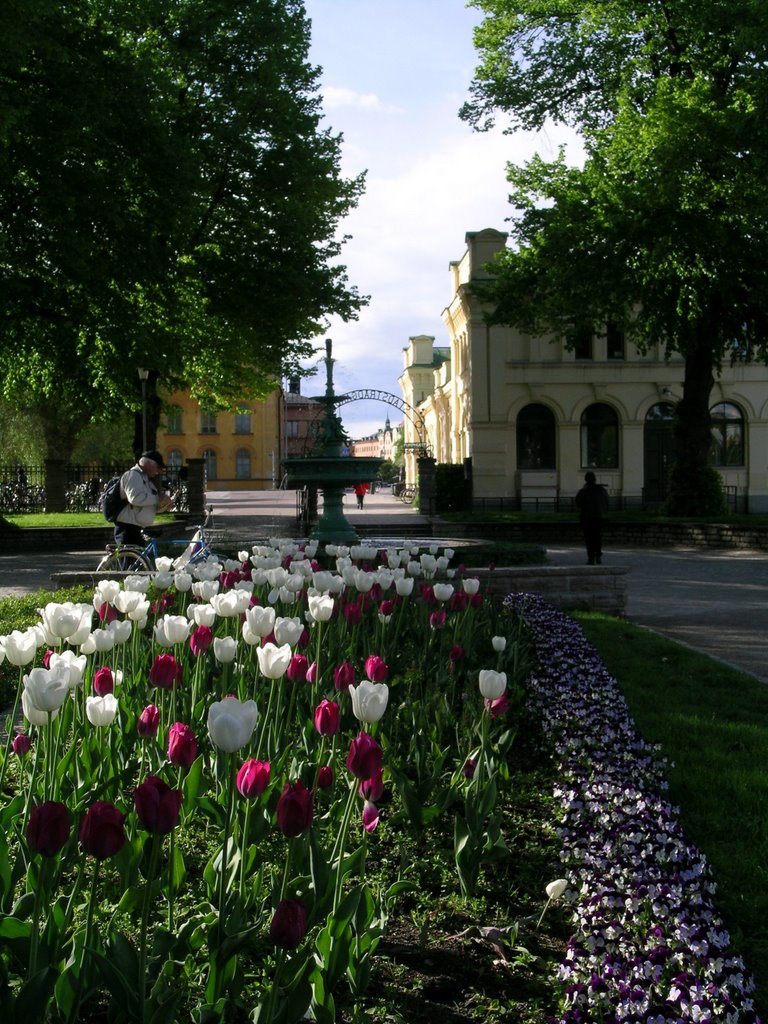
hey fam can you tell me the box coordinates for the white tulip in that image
[189,602,217,628]
[213,636,238,664]
[274,616,304,646]
[433,583,454,603]
[307,593,334,623]
[159,615,192,644]
[256,642,292,679]
[349,680,389,723]
[192,580,220,601]
[153,571,174,591]
[24,665,70,713]
[478,669,507,700]
[173,571,193,592]
[546,878,568,900]
[127,598,151,623]
[124,575,151,593]
[155,556,175,572]
[463,578,481,596]
[22,690,60,726]
[107,619,133,644]
[2,628,39,666]
[91,628,117,653]
[114,590,144,615]
[492,635,507,652]
[39,602,81,641]
[86,693,118,727]
[207,698,258,753]
[48,650,87,689]
[395,576,415,597]
[244,605,275,638]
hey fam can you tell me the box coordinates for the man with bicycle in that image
[114,451,174,546]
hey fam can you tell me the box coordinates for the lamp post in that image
[138,368,149,453]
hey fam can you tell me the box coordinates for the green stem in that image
[139,834,161,1023]
[28,856,49,978]
[0,666,25,796]
[68,857,101,1024]
[218,756,235,929]
[332,778,359,913]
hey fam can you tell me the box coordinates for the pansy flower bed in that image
[506,592,761,1024]
[0,540,531,1023]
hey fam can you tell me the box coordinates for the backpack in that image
[100,474,128,523]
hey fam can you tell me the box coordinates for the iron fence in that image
[0,463,188,514]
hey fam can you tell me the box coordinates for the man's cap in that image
[141,450,165,467]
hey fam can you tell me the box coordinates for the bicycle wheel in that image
[96,547,153,574]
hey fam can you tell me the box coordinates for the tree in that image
[0,0,365,460]
[461,0,768,514]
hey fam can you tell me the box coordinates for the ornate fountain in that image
[282,340,383,544]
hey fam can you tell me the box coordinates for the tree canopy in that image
[0,0,364,456]
[462,0,768,513]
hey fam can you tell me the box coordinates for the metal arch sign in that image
[334,388,429,447]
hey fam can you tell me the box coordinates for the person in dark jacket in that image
[574,471,609,564]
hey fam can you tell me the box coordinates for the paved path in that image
[1,490,766,683]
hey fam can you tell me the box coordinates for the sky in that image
[301,0,580,439]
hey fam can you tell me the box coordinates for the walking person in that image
[575,471,609,564]
[114,451,174,546]
[354,482,369,509]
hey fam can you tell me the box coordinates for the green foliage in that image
[0,0,365,457]
[462,1,768,515]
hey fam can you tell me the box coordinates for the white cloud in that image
[321,86,400,114]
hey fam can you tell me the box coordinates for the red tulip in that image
[362,800,380,833]
[276,780,313,837]
[449,592,468,612]
[286,654,309,683]
[190,625,213,656]
[334,662,355,692]
[485,693,510,718]
[27,801,70,857]
[313,699,340,737]
[133,776,183,834]
[364,655,388,683]
[449,644,465,662]
[98,601,118,623]
[379,600,394,617]
[168,722,197,769]
[149,654,183,690]
[269,898,308,948]
[429,610,446,630]
[358,767,384,802]
[11,732,31,756]
[346,731,383,780]
[237,759,271,799]
[462,757,477,779]
[79,801,126,859]
[317,765,334,790]
[137,704,160,739]
[343,600,362,626]
[93,666,114,696]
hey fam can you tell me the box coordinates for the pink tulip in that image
[286,654,309,683]
[12,732,32,756]
[137,704,160,739]
[236,759,271,799]
[190,625,213,656]
[276,780,313,837]
[317,765,334,790]
[429,610,446,630]
[306,661,318,684]
[358,767,384,802]
[485,693,510,718]
[346,731,383,780]
[93,666,114,696]
[364,655,388,683]
[149,654,183,690]
[334,661,355,692]
[362,800,380,833]
[167,722,197,769]
[313,699,340,737]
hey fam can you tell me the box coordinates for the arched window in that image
[516,404,556,470]
[203,448,217,481]
[710,402,744,466]
[165,406,182,434]
[165,449,183,472]
[235,448,251,480]
[234,406,252,434]
[581,403,619,468]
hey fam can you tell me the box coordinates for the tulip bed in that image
[0,541,553,1023]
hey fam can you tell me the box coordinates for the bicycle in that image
[96,506,227,574]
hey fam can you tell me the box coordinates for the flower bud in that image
[313,699,340,737]
[269,898,308,948]
[27,801,70,857]
[346,731,383,780]
[133,776,183,834]
[167,722,197,769]
[237,759,271,799]
[79,801,126,859]
[276,780,313,837]
[137,704,160,739]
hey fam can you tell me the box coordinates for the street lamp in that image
[138,368,149,452]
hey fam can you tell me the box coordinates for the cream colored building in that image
[400,228,768,512]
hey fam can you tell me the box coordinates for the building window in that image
[203,448,217,481]
[286,421,300,439]
[200,412,217,434]
[235,448,251,480]
[166,449,183,472]
[581,403,619,468]
[710,402,744,467]
[606,321,625,360]
[234,407,251,434]
[516,403,556,470]
[568,324,593,360]
[165,406,182,434]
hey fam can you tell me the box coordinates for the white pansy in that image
[86,693,118,727]
[207,698,258,753]
[213,636,238,664]
[349,680,389,723]
[478,669,507,700]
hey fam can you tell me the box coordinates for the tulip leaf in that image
[0,915,32,939]
[12,966,57,1017]
[0,832,11,902]
[90,946,139,1017]
[183,754,206,815]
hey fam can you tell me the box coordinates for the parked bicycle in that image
[96,507,227,574]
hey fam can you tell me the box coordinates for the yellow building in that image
[156,389,282,490]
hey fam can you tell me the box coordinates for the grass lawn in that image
[574,610,768,1011]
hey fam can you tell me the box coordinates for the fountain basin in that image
[283,455,384,543]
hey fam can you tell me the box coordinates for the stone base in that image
[473,564,628,616]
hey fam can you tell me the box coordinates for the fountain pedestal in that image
[282,340,383,544]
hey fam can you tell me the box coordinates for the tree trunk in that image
[666,325,728,516]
